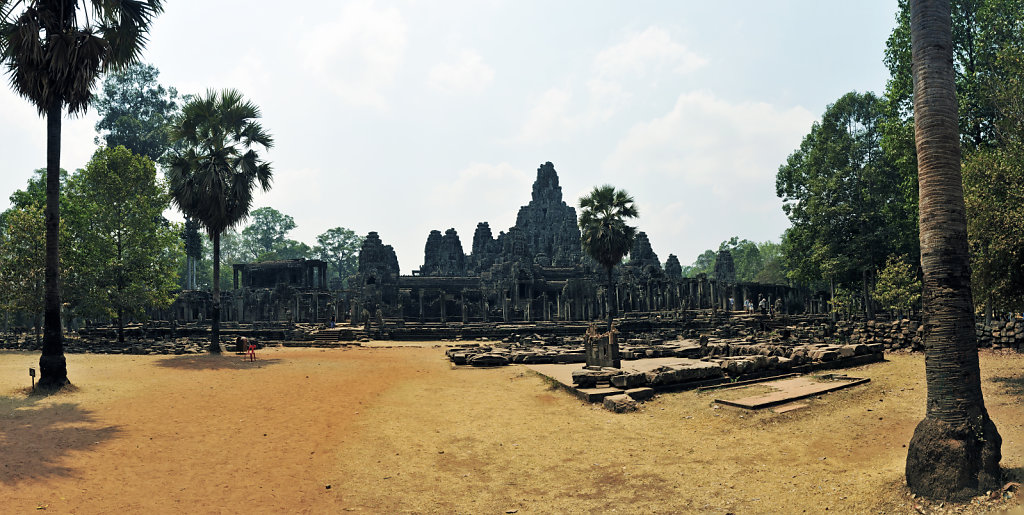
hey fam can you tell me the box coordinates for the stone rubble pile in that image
[977,318,1023,350]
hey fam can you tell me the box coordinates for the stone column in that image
[418,289,424,323]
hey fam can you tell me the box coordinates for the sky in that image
[0,1,899,274]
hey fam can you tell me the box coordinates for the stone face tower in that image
[713,249,736,284]
[513,162,582,267]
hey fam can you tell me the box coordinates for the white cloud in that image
[299,0,407,109]
[594,27,707,78]
[602,91,816,261]
[427,49,495,95]
[426,162,532,231]
[511,27,699,144]
[511,80,630,144]
[606,91,814,186]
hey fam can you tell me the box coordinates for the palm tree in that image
[166,89,273,353]
[0,0,164,390]
[904,0,1001,500]
[578,185,638,333]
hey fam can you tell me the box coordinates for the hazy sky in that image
[0,1,898,274]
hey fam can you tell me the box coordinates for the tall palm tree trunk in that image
[210,231,222,353]
[905,0,1001,500]
[38,103,68,390]
[606,266,614,332]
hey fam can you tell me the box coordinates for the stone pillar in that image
[418,289,424,323]
[460,293,467,323]
[440,292,446,324]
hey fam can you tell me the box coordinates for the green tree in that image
[882,0,1024,245]
[776,91,916,319]
[754,241,788,285]
[0,0,164,389]
[5,168,68,213]
[0,205,47,342]
[683,249,716,278]
[240,207,296,260]
[963,48,1024,315]
[885,0,1024,153]
[181,217,203,290]
[63,146,180,343]
[315,227,363,286]
[904,0,1001,499]
[93,62,179,161]
[578,185,638,333]
[718,237,762,282]
[873,254,922,317]
[0,171,71,339]
[265,239,313,261]
[828,287,857,321]
[167,89,274,353]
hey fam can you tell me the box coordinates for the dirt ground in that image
[1,345,1022,514]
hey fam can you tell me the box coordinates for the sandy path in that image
[1,346,1022,514]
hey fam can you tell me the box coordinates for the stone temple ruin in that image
[344,162,828,328]
[46,161,841,354]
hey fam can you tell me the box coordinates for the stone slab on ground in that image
[715,376,870,410]
[772,402,809,414]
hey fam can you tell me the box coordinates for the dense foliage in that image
[63,146,181,342]
[93,63,180,161]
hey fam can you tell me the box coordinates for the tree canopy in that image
[63,146,180,342]
[315,227,363,286]
[167,88,274,352]
[579,184,638,332]
[240,206,297,260]
[1,0,165,389]
[93,63,180,161]
[776,91,917,317]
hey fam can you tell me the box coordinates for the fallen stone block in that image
[625,387,655,402]
[611,372,646,388]
[645,361,724,386]
[603,394,638,413]
[467,353,508,367]
[572,368,617,387]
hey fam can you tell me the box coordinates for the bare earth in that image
[1,345,1022,514]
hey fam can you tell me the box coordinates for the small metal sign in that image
[28,367,35,377]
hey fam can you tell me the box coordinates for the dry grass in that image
[1,346,1022,514]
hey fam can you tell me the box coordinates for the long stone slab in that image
[714,376,870,409]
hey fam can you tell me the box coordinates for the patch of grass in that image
[989,373,1024,396]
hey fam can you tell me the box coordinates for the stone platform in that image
[525,353,883,404]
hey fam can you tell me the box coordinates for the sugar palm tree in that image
[0,0,164,389]
[904,0,1001,500]
[578,185,638,333]
[166,89,273,353]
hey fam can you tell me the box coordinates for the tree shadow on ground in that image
[989,373,1024,396]
[0,391,121,485]
[154,354,283,371]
